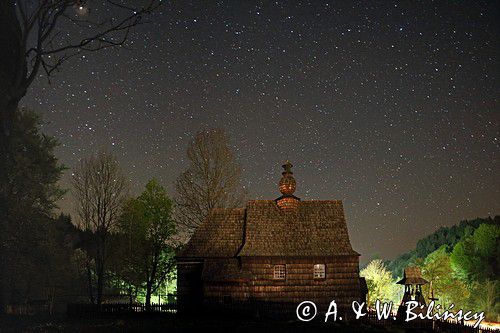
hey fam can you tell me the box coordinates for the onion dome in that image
[276,161,300,211]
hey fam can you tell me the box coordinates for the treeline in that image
[0,109,245,313]
[1,110,76,313]
[361,217,499,322]
[0,3,242,316]
[386,216,499,278]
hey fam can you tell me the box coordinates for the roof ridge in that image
[208,207,246,213]
[245,199,343,203]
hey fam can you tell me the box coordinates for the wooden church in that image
[176,161,365,315]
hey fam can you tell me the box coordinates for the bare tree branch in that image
[71,151,128,305]
[0,0,160,134]
[174,129,247,236]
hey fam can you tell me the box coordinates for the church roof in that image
[239,200,358,256]
[177,199,358,258]
[177,162,358,259]
[177,208,246,258]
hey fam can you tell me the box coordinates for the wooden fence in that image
[202,299,299,320]
[433,320,498,333]
[67,302,177,317]
[67,301,499,332]
[360,311,498,333]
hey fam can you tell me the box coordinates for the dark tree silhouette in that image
[0,1,159,313]
[72,152,128,305]
[175,129,246,236]
[0,0,159,135]
[0,108,66,312]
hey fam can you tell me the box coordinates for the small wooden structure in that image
[396,266,428,321]
[176,162,366,316]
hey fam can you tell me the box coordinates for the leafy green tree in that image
[387,216,499,278]
[472,224,500,276]
[421,246,469,309]
[450,238,477,283]
[109,233,144,306]
[468,280,499,322]
[450,224,500,284]
[360,259,399,307]
[118,179,177,310]
[446,224,499,321]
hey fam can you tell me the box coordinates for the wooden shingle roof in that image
[239,200,358,257]
[397,266,429,285]
[178,199,358,258]
[177,208,246,258]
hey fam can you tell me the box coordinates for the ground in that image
[0,314,428,333]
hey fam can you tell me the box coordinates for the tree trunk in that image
[0,214,6,313]
[0,1,26,137]
[86,263,95,304]
[96,263,104,306]
[145,252,159,311]
[0,99,20,136]
[95,231,108,306]
[145,282,152,311]
[0,248,6,313]
[0,2,28,310]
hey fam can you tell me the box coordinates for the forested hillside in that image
[361,216,500,321]
[387,216,499,278]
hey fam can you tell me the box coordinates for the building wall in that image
[203,255,362,312]
[177,261,203,311]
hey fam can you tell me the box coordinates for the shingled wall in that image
[203,256,362,314]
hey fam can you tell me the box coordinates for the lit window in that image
[273,265,286,280]
[313,264,326,279]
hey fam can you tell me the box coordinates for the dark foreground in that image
[0,314,417,333]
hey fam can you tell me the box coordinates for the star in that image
[22,0,499,262]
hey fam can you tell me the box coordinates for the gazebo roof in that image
[396,266,428,285]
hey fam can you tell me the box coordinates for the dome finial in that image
[276,161,300,210]
[282,160,293,175]
[279,160,296,195]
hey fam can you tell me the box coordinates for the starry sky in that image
[23,1,499,262]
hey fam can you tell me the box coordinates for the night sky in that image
[23,1,499,261]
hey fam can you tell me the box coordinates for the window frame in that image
[273,264,286,280]
[313,263,326,279]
